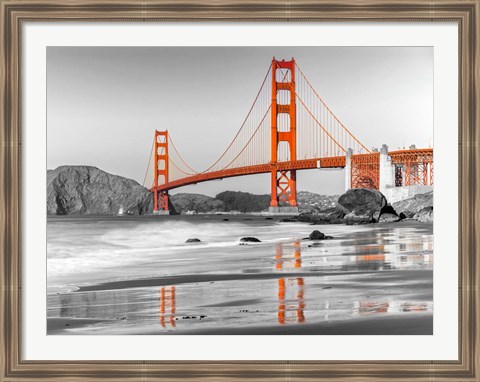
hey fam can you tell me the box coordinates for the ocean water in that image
[47,215,433,335]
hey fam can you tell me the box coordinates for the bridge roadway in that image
[153,156,346,192]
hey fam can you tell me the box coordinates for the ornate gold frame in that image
[1,0,478,380]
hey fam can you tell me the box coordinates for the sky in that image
[47,46,433,196]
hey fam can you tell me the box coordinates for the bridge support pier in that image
[153,189,170,215]
[379,144,395,195]
[268,206,299,215]
[344,148,353,192]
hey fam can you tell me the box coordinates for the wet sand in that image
[47,217,433,335]
[48,312,432,335]
[77,269,426,292]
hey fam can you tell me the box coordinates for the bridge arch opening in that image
[277,114,290,132]
[277,90,291,105]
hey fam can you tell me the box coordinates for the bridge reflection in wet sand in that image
[47,219,433,335]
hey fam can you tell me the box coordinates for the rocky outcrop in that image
[413,206,433,223]
[47,166,154,215]
[392,191,433,219]
[338,188,387,225]
[170,193,223,214]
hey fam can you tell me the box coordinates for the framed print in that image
[1,0,479,381]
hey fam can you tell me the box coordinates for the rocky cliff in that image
[47,166,153,215]
[392,191,433,222]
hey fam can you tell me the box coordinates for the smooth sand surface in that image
[47,313,432,335]
[48,218,433,335]
[76,269,420,292]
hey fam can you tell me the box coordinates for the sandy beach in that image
[47,215,433,335]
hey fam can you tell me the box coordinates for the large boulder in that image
[338,188,387,224]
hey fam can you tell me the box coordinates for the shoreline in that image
[73,269,433,293]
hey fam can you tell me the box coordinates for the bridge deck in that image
[153,156,346,192]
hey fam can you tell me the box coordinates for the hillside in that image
[170,193,223,213]
[47,166,154,215]
[215,191,271,213]
[297,191,340,212]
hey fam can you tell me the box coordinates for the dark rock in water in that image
[47,165,158,215]
[310,230,325,240]
[239,237,261,243]
[338,188,387,224]
[185,238,201,243]
[413,206,433,223]
[309,230,327,240]
[393,191,433,222]
[378,213,401,223]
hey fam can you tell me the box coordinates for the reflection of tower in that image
[277,278,305,324]
[276,241,301,269]
[275,241,305,324]
[159,286,176,328]
[359,301,389,314]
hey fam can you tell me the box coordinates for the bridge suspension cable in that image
[147,58,372,190]
[295,63,370,154]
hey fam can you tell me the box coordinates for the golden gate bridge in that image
[143,58,433,214]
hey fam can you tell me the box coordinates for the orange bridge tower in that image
[153,130,170,215]
[269,58,298,214]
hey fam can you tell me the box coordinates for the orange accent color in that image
[151,157,346,192]
[270,58,297,207]
[146,60,433,198]
[153,130,169,212]
[275,243,283,269]
[351,152,380,189]
[159,286,176,328]
[277,277,306,325]
[390,148,433,186]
